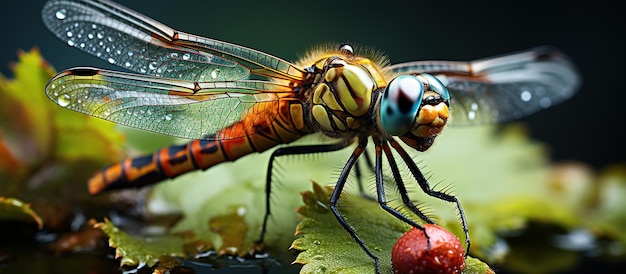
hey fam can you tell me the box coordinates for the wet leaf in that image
[95,219,188,267]
[0,197,43,229]
[291,182,492,274]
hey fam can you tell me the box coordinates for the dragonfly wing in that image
[42,0,305,82]
[389,47,580,125]
[46,67,294,140]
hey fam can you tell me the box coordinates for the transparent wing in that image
[42,0,306,82]
[46,67,295,140]
[389,47,581,125]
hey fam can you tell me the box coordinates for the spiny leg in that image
[389,139,471,255]
[380,140,436,225]
[328,137,385,273]
[371,137,431,250]
[256,142,351,245]
[353,149,376,200]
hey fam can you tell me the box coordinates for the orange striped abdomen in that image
[88,98,309,195]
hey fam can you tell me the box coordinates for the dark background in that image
[1,0,624,168]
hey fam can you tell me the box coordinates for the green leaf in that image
[0,49,124,193]
[291,182,493,273]
[0,49,56,175]
[96,219,188,267]
[0,197,43,229]
[292,182,405,273]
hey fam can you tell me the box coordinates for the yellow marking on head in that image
[411,103,449,138]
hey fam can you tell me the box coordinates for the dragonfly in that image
[42,0,580,271]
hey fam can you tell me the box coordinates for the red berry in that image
[391,224,466,274]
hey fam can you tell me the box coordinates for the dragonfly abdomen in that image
[87,138,243,194]
[87,99,310,195]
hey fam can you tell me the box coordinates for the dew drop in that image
[57,94,71,107]
[67,40,75,46]
[311,255,324,260]
[182,53,191,60]
[210,68,220,79]
[97,32,104,39]
[165,113,173,121]
[108,58,116,64]
[124,61,131,67]
[313,240,321,245]
[55,9,67,20]
[520,90,532,102]
[103,110,111,116]
[91,24,97,29]
[149,62,157,70]
[66,31,73,38]
[88,33,94,39]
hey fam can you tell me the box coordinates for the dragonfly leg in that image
[389,139,471,256]
[328,137,385,273]
[370,138,432,251]
[353,150,376,201]
[380,141,436,224]
[255,141,351,246]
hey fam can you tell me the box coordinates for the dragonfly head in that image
[380,74,451,151]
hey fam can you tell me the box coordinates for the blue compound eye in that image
[420,73,450,101]
[380,75,424,136]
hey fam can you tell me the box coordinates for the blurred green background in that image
[1,0,623,169]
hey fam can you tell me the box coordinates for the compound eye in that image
[380,75,424,136]
[420,73,450,100]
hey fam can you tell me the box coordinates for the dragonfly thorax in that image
[306,53,387,138]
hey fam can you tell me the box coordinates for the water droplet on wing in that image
[57,94,71,107]
[55,9,66,20]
